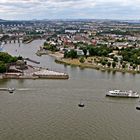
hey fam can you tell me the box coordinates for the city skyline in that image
[0,0,140,20]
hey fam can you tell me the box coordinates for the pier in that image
[24,58,40,64]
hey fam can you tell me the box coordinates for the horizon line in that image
[1,18,140,21]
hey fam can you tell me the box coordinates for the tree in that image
[107,62,111,67]
[130,62,133,67]
[113,57,118,62]
[0,52,17,63]
[101,60,106,66]
[133,64,136,70]
[64,51,68,58]
[120,59,123,65]
[64,50,77,59]
[82,48,87,57]
[79,57,85,63]
[70,50,77,59]
[112,61,116,68]
[0,62,6,73]
[88,47,95,56]
[122,63,126,69]
[17,56,23,60]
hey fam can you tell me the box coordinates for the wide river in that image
[0,40,140,140]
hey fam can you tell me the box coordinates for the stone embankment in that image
[33,69,69,79]
[1,66,69,80]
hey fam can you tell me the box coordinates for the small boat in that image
[8,88,15,93]
[0,87,15,93]
[136,105,140,110]
[78,102,85,107]
[106,90,139,98]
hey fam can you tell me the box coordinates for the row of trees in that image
[87,45,113,57]
[64,44,113,59]
[119,48,140,65]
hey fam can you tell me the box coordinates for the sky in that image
[0,0,140,20]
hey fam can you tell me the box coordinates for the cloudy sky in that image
[0,0,140,20]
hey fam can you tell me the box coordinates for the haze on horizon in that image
[0,0,140,20]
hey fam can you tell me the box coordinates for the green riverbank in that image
[55,58,140,74]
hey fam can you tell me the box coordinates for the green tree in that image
[0,52,17,63]
[120,59,123,65]
[79,57,85,63]
[64,51,68,58]
[64,50,78,59]
[112,61,116,68]
[133,64,136,70]
[107,62,111,67]
[0,62,6,73]
[122,63,126,69]
[113,57,118,62]
[101,60,106,66]
[83,48,87,57]
[130,62,133,67]
[70,50,77,59]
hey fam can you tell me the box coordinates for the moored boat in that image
[106,90,139,98]
[136,106,140,110]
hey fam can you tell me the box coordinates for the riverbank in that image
[45,51,138,74]
[35,45,140,75]
[55,58,140,74]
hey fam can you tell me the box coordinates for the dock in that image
[24,58,40,64]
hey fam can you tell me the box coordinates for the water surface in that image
[0,40,140,140]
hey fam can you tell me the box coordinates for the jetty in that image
[24,58,40,64]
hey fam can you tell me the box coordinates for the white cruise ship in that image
[106,90,139,98]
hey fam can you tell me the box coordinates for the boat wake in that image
[16,88,33,91]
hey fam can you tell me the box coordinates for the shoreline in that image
[55,58,139,74]
[37,50,140,74]
[0,65,69,80]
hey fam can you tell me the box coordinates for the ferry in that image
[106,90,139,98]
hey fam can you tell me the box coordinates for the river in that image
[0,40,140,140]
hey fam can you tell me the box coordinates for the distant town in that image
[1,19,140,74]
